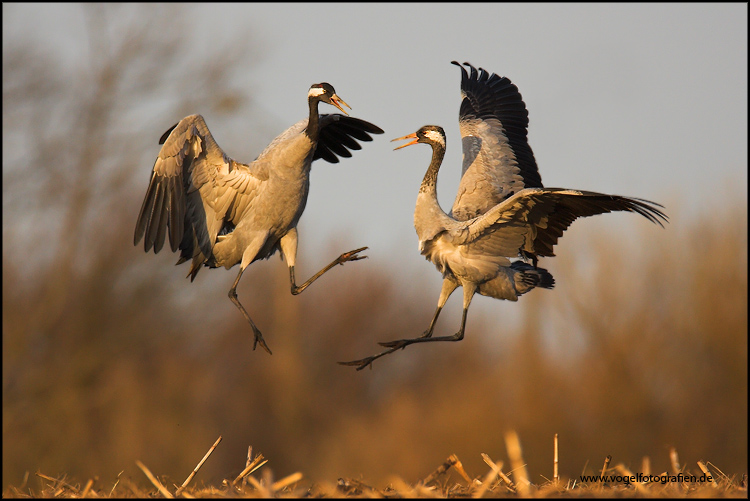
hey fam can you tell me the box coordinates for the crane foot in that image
[338,356,377,371]
[336,246,368,264]
[252,329,272,355]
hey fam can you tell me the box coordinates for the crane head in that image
[392,125,446,150]
[309,82,351,115]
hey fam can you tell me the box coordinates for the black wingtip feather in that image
[159,123,179,145]
[454,61,543,189]
[314,116,383,164]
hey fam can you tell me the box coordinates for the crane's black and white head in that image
[391,125,446,151]
[308,82,351,115]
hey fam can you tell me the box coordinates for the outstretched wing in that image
[254,113,383,165]
[450,61,543,221]
[451,188,668,259]
[315,114,384,163]
[134,114,265,260]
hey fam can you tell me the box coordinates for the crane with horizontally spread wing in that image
[135,83,383,355]
[342,62,667,370]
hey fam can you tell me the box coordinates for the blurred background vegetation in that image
[3,4,746,490]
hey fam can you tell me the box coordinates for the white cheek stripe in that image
[308,87,326,97]
[424,130,445,147]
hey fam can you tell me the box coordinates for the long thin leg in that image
[340,282,472,371]
[289,246,368,295]
[420,279,459,338]
[339,309,468,371]
[228,266,272,355]
[421,305,444,338]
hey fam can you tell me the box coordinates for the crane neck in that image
[305,96,321,143]
[419,142,445,194]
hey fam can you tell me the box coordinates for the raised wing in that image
[134,114,265,260]
[450,61,543,221]
[451,188,668,260]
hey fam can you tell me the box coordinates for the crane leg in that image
[228,266,272,355]
[339,282,473,371]
[289,246,368,295]
[421,279,459,338]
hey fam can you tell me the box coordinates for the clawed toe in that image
[252,331,272,355]
[340,246,369,263]
[342,330,467,370]
[338,358,374,371]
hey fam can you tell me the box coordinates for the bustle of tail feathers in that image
[510,261,555,294]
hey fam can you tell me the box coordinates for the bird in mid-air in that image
[341,62,667,370]
[135,82,383,355]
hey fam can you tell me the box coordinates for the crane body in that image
[135,83,383,354]
[342,63,666,370]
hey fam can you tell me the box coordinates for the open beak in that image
[330,94,351,115]
[391,132,419,150]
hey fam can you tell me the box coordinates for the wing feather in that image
[450,61,543,221]
[135,111,382,274]
[145,181,166,252]
[253,114,382,165]
[451,188,668,259]
[134,114,264,261]
[314,114,384,163]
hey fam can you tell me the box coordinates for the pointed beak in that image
[330,94,351,115]
[391,132,419,150]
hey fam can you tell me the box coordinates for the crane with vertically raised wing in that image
[342,62,666,370]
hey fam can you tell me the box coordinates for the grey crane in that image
[342,62,667,370]
[134,82,383,355]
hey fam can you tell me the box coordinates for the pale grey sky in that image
[4,3,747,339]
[201,3,745,260]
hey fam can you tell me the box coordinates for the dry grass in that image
[4,436,746,498]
